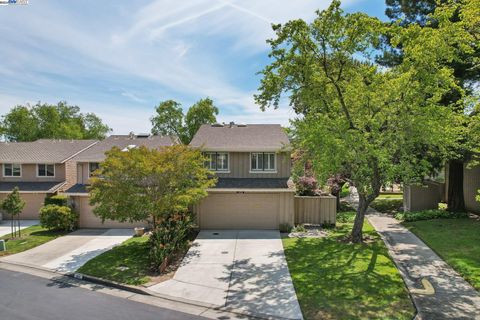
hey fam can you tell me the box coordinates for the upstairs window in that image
[251,153,276,172]
[204,152,229,172]
[89,162,100,176]
[3,163,21,177]
[37,164,55,177]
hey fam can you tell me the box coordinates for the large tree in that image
[255,0,463,242]
[89,145,216,228]
[0,101,111,141]
[151,98,219,144]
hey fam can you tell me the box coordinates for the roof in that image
[63,184,88,195]
[0,181,65,193]
[213,178,290,189]
[72,135,177,162]
[189,124,290,152]
[0,140,98,164]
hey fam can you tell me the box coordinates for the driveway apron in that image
[148,230,303,320]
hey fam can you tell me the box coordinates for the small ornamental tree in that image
[89,145,216,228]
[1,187,25,238]
[255,1,464,242]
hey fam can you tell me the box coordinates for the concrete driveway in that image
[1,229,132,273]
[149,230,303,320]
[0,220,39,237]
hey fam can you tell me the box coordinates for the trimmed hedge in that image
[395,209,468,222]
[44,195,68,207]
[40,204,79,231]
[370,199,403,214]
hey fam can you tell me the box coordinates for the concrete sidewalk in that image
[0,220,39,237]
[368,213,480,319]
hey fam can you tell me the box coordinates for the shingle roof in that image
[64,184,88,194]
[0,181,65,193]
[72,135,177,162]
[213,178,290,189]
[189,124,290,152]
[0,139,98,164]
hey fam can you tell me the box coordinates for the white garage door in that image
[197,192,280,229]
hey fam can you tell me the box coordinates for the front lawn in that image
[404,218,480,290]
[0,225,68,257]
[77,236,151,285]
[377,193,403,199]
[283,213,414,320]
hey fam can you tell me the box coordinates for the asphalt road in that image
[0,269,205,320]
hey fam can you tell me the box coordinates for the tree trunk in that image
[351,193,368,243]
[447,160,465,212]
[331,190,341,209]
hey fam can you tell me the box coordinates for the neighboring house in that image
[189,123,295,229]
[63,134,177,228]
[0,139,97,219]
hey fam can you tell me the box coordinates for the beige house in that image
[63,134,177,228]
[189,123,295,229]
[0,139,97,219]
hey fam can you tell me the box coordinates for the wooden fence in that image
[294,195,337,225]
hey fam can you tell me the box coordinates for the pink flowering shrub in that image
[296,176,318,196]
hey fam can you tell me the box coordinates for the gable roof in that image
[189,124,290,152]
[72,135,177,162]
[0,139,98,164]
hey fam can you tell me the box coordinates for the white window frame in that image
[89,162,100,177]
[250,152,277,173]
[3,163,22,177]
[204,152,230,172]
[37,163,55,178]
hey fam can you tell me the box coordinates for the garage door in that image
[0,193,46,219]
[76,197,146,229]
[197,192,280,229]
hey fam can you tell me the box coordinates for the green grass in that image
[77,236,151,285]
[377,193,403,199]
[404,218,480,291]
[0,225,68,257]
[283,212,415,320]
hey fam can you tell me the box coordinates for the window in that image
[3,163,21,177]
[204,152,229,171]
[251,153,276,172]
[37,164,55,177]
[89,162,100,176]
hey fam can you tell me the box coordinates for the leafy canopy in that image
[89,145,216,226]
[0,101,111,142]
[151,98,219,144]
[255,0,464,242]
[1,187,25,216]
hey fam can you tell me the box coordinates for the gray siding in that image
[214,152,291,179]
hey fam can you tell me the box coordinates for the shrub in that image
[296,176,318,196]
[338,201,355,212]
[39,204,79,231]
[44,195,68,207]
[339,183,350,198]
[395,210,468,222]
[370,199,403,214]
[149,211,196,272]
[279,223,293,233]
[337,211,356,223]
[292,224,307,233]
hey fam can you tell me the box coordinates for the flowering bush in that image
[296,176,318,196]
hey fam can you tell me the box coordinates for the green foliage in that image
[44,195,68,207]
[337,211,357,223]
[0,101,111,141]
[292,224,307,233]
[148,211,196,271]
[338,201,355,213]
[150,98,218,144]
[395,209,468,222]
[477,190,480,202]
[39,205,79,231]
[89,145,216,226]
[279,223,293,233]
[370,199,404,214]
[339,183,350,198]
[1,187,25,217]
[255,0,463,242]
[77,236,151,285]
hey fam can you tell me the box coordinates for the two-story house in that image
[189,123,295,229]
[0,139,97,219]
[64,134,176,228]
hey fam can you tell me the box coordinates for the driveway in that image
[1,229,132,273]
[149,230,303,320]
[0,220,39,237]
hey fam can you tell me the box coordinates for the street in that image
[0,269,204,320]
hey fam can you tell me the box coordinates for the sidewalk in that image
[347,191,480,319]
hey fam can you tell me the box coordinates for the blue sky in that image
[0,0,387,134]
